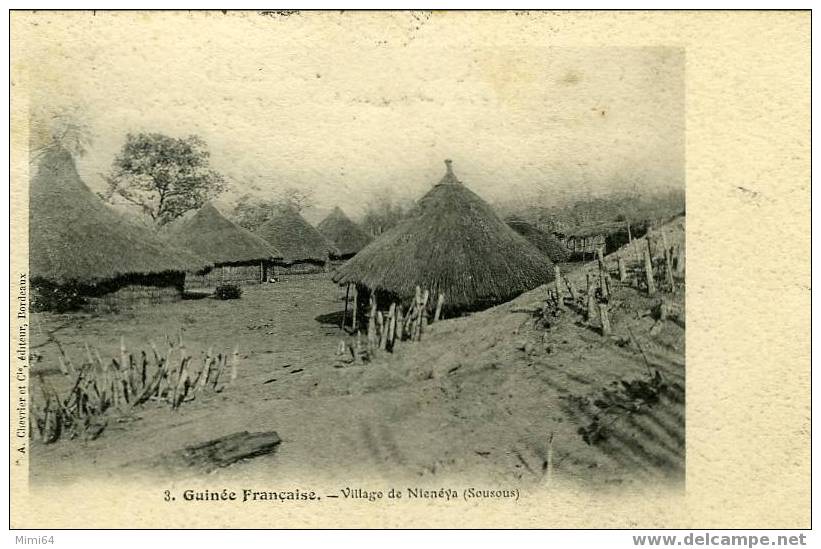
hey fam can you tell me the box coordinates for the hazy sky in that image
[15,11,684,222]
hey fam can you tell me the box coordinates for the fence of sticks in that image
[543,228,685,338]
[32,336,241,444]
[335,285,445,365]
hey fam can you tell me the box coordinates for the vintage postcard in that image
[9,10,810,530]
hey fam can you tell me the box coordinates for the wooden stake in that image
[586,274,597,323]
[433,293,445,322]
[644,248,656,296]
[596,248,610,300]
[599,303,612,336]
[554,265,565,310]
[387,303,397,348]
[546,432,554,486]
[352,286,358,331]
[416,289,430,341]
[377,311,387,350]
[618,256,627,282]
[230,346,239,383]
[340,283,350,330]
[565,278,578,304]
[396,307,404,343]
[675,244,685,276]
[354,333,364,363]
[664,248,675,290]
[367,294,377,352]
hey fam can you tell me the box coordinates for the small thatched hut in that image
[166,202,283,287]
[333,160,555,314]
[255,205,337,275]
[506,218,570,263]
[317,206,372,262]
[29,146,210,312]
[556,220,651,260]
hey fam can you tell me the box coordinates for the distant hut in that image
[506,218,571,263]
[333,160,555,316]
[255,205,337,275]
[29,146,209,312]
[556,220,651,260]
[166,202,283,287]
[316,206,372,264]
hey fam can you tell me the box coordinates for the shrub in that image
[31,280,88,313]
[214,283,242,300]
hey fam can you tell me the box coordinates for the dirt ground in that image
[29,218,685,492]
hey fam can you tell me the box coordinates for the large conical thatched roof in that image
[255,205,337,263]
[317,207,372,258]
[29,146,210,285]
[506,218,570,263]
[167,202,282,265]
[333,160,555,309]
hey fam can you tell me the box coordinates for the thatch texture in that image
[317,207,372,259]
[333,161,555,310]
[167,202,281,265]
[254,206,336,264]
[506,219,570,263]
[29,146,209,286]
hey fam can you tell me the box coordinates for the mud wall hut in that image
[29,146,210,312]
[317,206,372,265]
[332,160,555,316]
[166,202,282,288]
[254,205,338,275]
[556,220,651,260]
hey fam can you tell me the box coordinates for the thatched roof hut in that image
[332,160,555,311]
[506,218,570,263]
[29,146,208,286]
[317,207,372,259]
[167,202,282,265]
[254,205,337,265]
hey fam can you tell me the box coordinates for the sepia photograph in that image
[8,8,810,533]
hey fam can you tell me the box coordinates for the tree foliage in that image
[230,187,314,231]
[103,133,226,226]
[360,193,414,237]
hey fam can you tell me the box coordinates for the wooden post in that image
[618,256,627,283]
[367,295,377,352]
[599,303,612,336]
[433,293,445,322]
[546,432,554,486]
[626,219,632,243]
[554,265,565,310]
[377,311,387,350]
[586,273,597,323]
[416,289,430,341]
[404,304,415,340]
[664,248,675,290]
[396,307,404,342]
[352,286,358,331]
[340,283,350,330]
[674,245,685,276]
[596,248,610,300]
[565,278,578,304]
[354,333,364,363]
[644,248,656,296]
[387,303,397,348]
[412,286,422,341]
